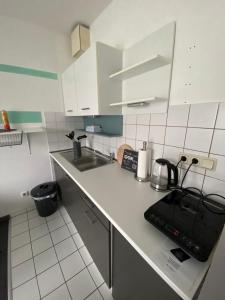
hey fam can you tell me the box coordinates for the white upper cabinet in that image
[75,46,99,115]
[61,42,122,116]
[61,64,78,116]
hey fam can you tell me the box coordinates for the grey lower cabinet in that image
[54,162,111,287]
[112,227,181,300]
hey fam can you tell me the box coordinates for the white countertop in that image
[50,150,211,300]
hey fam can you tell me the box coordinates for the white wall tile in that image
[125,124,136,139]
[206,154,225,181]
[150,143,164,160]
[216,103,225,129]
[167,105,190,127]
[185,128,213,152]
[211,130,225,155]
[136,125,149,141]
[124,114,136,124]
[165,127,186,147]
[163,146,183,165]
[117,137,125,148]
[179,169,204,190]
[149,126,166,144]
[188,103,218,128]
[203,177,225,200]
[150,113,167,126]
[125,138,136,149]
[136,114,150,125]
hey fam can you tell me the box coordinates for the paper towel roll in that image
[147,148,152,175]
[137,149,148,178]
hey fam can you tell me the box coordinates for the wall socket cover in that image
[179,153,216,170]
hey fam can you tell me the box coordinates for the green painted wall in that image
[84,115,123,135]
[0,64,58,80]
[0,111,42,124]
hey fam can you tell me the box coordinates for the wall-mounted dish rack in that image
[0,129,23,147]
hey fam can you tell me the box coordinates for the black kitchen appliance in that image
[144,189,225,262]
[150,158,178,191]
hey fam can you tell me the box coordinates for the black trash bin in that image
[31,182,58,217]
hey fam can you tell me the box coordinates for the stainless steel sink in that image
[60,147,113,172]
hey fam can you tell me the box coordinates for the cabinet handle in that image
[81,107,90,111]
[84,209,97,224]
[67,109,73,112]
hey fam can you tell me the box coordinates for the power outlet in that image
[20,191,30,198]
[179,153,216,170]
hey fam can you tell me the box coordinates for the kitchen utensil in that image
[150,158,178,191]
[117,144,133,165]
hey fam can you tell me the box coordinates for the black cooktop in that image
[144,189,225,262]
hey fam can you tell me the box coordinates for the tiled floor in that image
[10,206,114,300]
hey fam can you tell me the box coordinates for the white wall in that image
[91,0,225,105]
[0,16,73,215]
[0,16,73,112]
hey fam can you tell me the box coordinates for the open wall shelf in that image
[109,55,168,80]
[110,97,159,107]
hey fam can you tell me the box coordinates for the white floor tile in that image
[11,231,30,251]
[27,210,39,220]
[11,244,32,267]
[59,206,68,216]
[42,284,70,300]
[86,290,103,300]
[79,246,93,265]
[72,233,84,249]
[11,213,28,226]
[30,224,49,241]
[28,216,46,229]
[46,211,61,222]
[62,213,72,224]
[88,263,104,287]
[55,237,77,261]
[67,268,96,300]
[99,283,114,300]
[12,259,35,288]
[47,216,65,232]
[11,209,27,218]
[34,247,58,274]
[67,222,77,235]
[37,264,64,298]
[11,221,29,237]
[32,234,53,256]
[60,251,85,280]
[13,278,40,300]
[51,225,70,245]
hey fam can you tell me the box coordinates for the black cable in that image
[201,194,225,215]
[180,162,193,189]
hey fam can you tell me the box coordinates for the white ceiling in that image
[0,0,112,35]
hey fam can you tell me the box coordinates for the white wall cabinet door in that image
[76,47,99,115]
[61,64,78,116]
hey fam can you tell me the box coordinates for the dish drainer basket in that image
[0,129,23,147]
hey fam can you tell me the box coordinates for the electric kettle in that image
[150,158,178,191]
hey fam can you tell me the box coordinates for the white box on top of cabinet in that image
[62,42,123,116]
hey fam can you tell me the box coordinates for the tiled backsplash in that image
[85,102,225,200]
[44,112,84,151]
[45,103,225,200]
